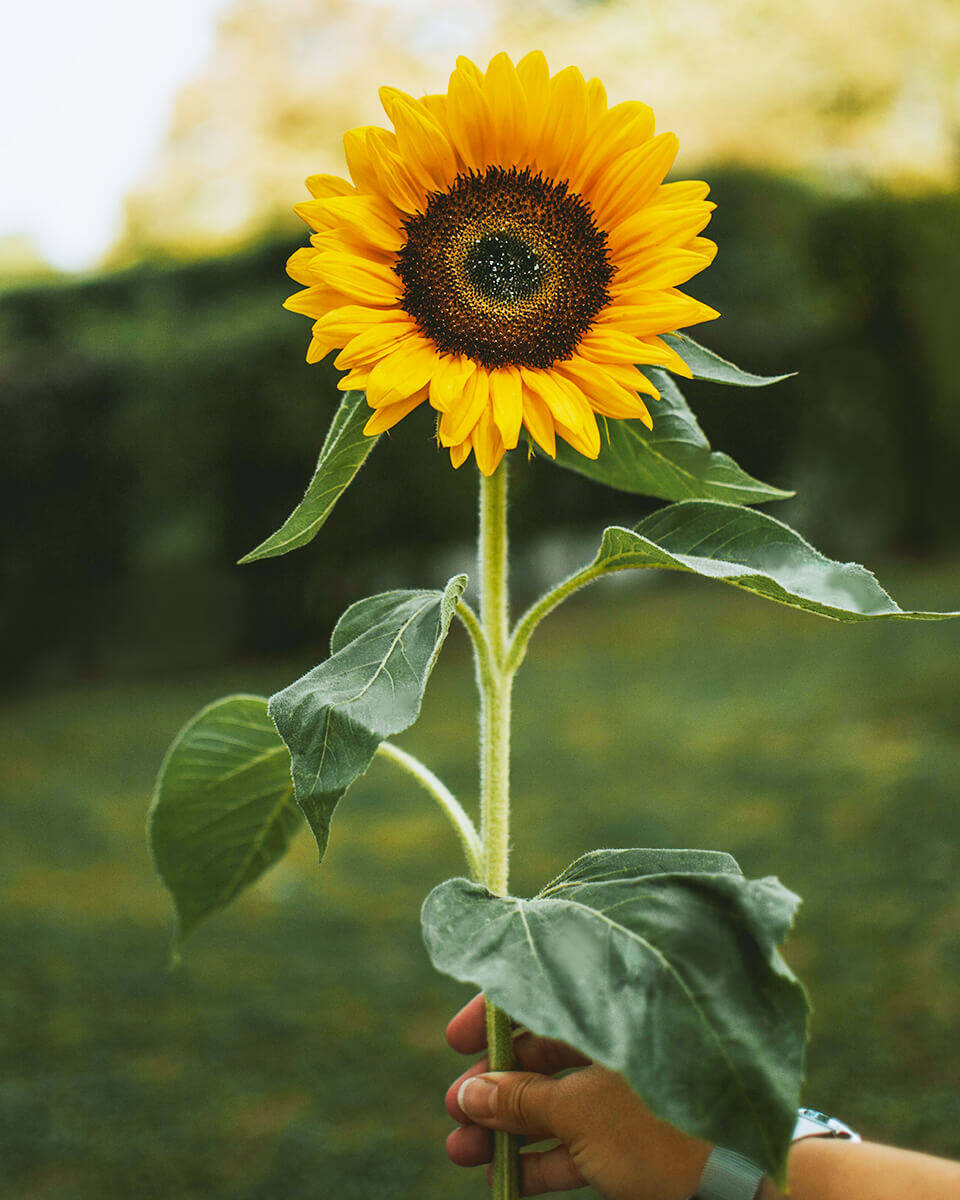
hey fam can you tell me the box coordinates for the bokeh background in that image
[2,2,960,1197]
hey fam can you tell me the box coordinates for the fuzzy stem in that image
[455,598,496,693]
[375,742,481,877]
[487,1002,521,1197]
[477,463,520,1200]
[478,463,511,890]
[504,563,607,675]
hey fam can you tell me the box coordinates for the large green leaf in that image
[240,391,378,563]
[588,500,960,622]
[270,576,467,859]
[422,848,808,1184]
[148,694,299,943]
[541,847,741,893]
[663,333,795,387]
[549,372,791,505]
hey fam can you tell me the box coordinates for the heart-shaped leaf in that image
[548,372,791,505]
[240,391,377,563]
[270,575,467,859]
[422,847,808,1185]
[149,694,299,943]
[664,334,795,386]
[589,500,960,622]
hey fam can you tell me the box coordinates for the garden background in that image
[2,1,959,1197]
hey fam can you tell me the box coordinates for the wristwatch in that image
[688,1107,860,1199]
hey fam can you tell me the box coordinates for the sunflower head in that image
[285,52,719,475]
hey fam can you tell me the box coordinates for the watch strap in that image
[690,1146,765,1200]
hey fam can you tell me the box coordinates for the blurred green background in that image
[3,2,960,1197]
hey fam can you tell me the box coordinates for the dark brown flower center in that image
[395,166,614,370]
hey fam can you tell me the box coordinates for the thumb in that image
[457,1071,558,1138]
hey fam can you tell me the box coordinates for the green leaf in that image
[422,848,808,1184]
[240,391,377,563]
[541,847,742,894]
[148,694,300,943]
[548,372,791,505]
[269,575,467,860]
[664,333,795,386]
[589,500,960,622]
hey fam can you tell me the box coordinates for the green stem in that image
[455,598,496,693]
[487,1002,521,1197]
[375,742,481,878]
[504,563,605,676]
[477,464,520,1200]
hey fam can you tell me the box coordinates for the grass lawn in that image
[2,560,959,1199]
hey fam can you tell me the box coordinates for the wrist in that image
[692,1106,861,1200]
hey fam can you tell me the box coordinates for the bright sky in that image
[0,0,232,271]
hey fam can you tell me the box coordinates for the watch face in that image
[794,1108,861,1144]
[799,1107,831,1124]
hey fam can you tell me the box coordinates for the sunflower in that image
[285,51,719,475]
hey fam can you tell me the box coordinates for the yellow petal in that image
[309,230,398,267]
[608,203,715,258]
[283,285,336,318]
[314,304,408,340]
[520,367,581,429]
[286,247,323,286]
[455,55,484,87]
[646,334,693,378]
[585,76,608,125]
[439,369,489,446]
[302,194,405,250]
[520,387,556,458]
[342,127,384,195]
[538,65,589,179]
[557,359,652,421]
[488,366,523,450]
[515,51,550,158]
[472,404,506,476]
[449,438,473,469]
[555,409,601,459]
[305,173,355,200]
[294,199,338,232]
[570,101,656,195]
[588,133,679,227]
[420,93,449,129]
[380,87,458,193]
[338,367,371,390]
[600,362,661,401]
[306,334,337,364]
[648,180,711,208]
[614,247,715,290]
[482,52,526,165]
[362,387,428,435]
[334,321,416,369]
[312,252,401,307]
[577,328,674,366]
[429,354,476,412]
[598,293,720,335]
[365,337,440,407]
[687,236,718,262]
[445,67,494,172]
[365,127,429,214]
[551,374,604,452]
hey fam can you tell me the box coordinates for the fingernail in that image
[458,1076,498,1118]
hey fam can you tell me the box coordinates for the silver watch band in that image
[689,1106,861,1199]
[690,1146,764,1200]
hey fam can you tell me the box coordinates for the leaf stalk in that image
[376,741,481,877]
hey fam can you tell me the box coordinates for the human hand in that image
[445,993,713,1199]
